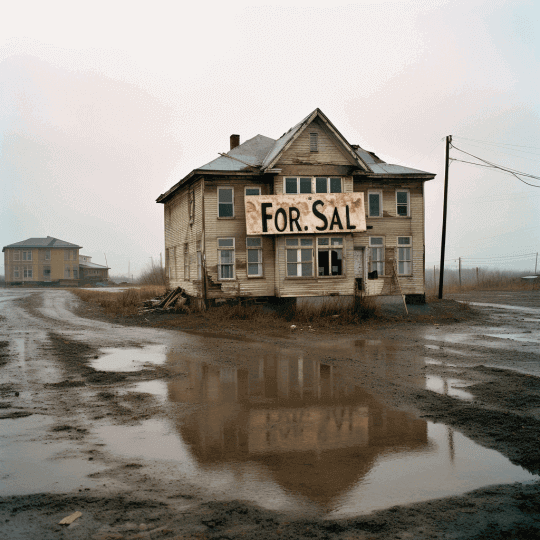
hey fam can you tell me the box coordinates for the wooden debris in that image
[58,511,82,525]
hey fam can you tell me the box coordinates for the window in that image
[396,190,410,217]
[184,243,190,280]
[218,238,235,279]
[285,177,342,194]
[165,248,170,279]
[43,266,51,278]
[45,250,51,260]
[196,241,202,280]
[368,191,382,217]
[218,187,234,218]
[316,177,342,193]
[397,237,412,275]
[245,186,261,196]
[285,177,312,194]
[246,237,263,277]
[23,267,33,278]
[13,250,20,261]
[286,238,313,277]
[369,237,385,274]
[22,251,32,261]
[317,237,343,276]
[64,266,71,278]
[13,266,19,278]
[310,132,318,152]
[73,268,78,279]
[64,250,75,260]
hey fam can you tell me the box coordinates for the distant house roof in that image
[2,236,82,252]
[157,108,435,203]
[79,261,109,270]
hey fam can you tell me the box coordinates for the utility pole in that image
[438,135,452,299]
[536,253,538,275]
[476,267,479,287]
[433,265,436,292]
[458,257,462,289]
[128,261,130,282]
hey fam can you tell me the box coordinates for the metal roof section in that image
[199,134,276,172]
[2,236,82,252]
[79,261,110,269]
[367,163,434,175]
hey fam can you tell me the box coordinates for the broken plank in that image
[58,511,82,525]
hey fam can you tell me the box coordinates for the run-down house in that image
[156,109,435,308]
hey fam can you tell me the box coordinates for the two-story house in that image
[156,109,435,309]
[3,236,81,287]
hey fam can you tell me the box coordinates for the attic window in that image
[310,132,318,152]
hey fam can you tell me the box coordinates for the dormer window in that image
[310,132,318,152]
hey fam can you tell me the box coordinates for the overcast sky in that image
[1,0,539,277]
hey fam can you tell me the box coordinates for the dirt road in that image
[1,289,539,539]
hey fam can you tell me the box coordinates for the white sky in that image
[1,0,539,277]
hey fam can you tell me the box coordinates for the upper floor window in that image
[22,251,32,261]
[368,191,382,218]
[245,186,261,196]
[45,250,51,260]
[310,132,318,152]
[218,187,234,218]
[285,177,342,194]
[396,190,410,217]
[13,251,20,261]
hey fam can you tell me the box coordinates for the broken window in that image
[317,237,343,276]
[369,237,385,275]
[397,237,412,275]
[286,238,313,277]
[218,187,234,218]
[368,191,382,217]
[218,238,235,279]
[396,190,410,217]
[246,237,262,277]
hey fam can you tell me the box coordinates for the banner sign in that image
[245,193,366,235]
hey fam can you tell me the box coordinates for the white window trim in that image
[22,250,32,261]
[397,236,412,276]
[368,190,383,218]
[286,240,314,278]
[217,238,235,280]
[13,266,20,278]
[13,250,20,261]
[245,186,261,197]
[44,250,51,261]
[283,177,342,194]
[246,237,263,278]
[217,187,235,219]
[369,237,385,275]
[23,266,33,279]
[396,189,410,217]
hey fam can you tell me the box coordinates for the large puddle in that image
[94,346,538,517]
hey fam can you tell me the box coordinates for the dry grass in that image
[71,285,166,316]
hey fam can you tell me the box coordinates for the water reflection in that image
[167,352,428,507]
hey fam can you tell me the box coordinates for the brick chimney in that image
[230,134,240,150]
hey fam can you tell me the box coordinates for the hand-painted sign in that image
[245,193,366,235]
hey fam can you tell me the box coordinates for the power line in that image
[451,141,540,162]
[453,136,540,152]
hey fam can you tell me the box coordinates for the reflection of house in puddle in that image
[167,352,428,507]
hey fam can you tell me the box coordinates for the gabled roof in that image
[156,109,435,203]
[260,108,371,172]
[2,236,82,252]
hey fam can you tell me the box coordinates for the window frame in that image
[217,238,235,280]
[368,190,383,218]
[246,237,263,278]
[284,177,342,194]
[23,266,33,279]
[310,132,318,152]
[43,266,51,278]
[217,187,235,219]
[397,236,412,275]
[285,238,317,278]
[22,250,32,261]
[44,250,51,261]
[396,189,410,217]
[13,250,20,261]
[316,237,344,277]
[13,266,20,278]
[64,265,71,278]
[245,186,261,197]
[369,237,385,275]
[196,240,202,281]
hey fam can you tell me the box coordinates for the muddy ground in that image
[0,289,539,539]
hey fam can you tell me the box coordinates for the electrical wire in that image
[453,136,540,152]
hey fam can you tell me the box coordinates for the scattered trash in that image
[58,511,82,525]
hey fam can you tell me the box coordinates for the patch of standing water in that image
[94,351,538,517]
[485,333,540,344]
[0,415,102,496]
[91,345,167,372]
[425,374,474,401]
